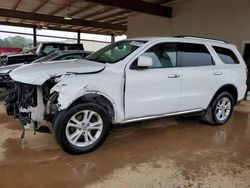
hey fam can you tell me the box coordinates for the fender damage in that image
[50,73,121,123]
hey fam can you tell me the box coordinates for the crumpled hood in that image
[0,63,24,74]
[9,59,105,85]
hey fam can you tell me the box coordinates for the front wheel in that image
[203,92,234,125]
[53,103,110,154]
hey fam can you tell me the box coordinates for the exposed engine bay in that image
[5,79,59,131]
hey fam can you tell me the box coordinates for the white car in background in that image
[5,36,247,154]
[0,50,92,91]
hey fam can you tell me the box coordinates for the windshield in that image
[33,51,60,63]
[86,40,146,63]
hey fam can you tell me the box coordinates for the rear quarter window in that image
[213,46,240,64]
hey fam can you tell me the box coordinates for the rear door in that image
[178,42,225,111]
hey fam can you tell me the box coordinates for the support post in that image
[111,34,115,43]
[77,30,81,44]
[33,26,37,47]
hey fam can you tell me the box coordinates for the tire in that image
[203,92,234,125]
[53,103,110,154]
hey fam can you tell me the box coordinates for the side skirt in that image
[121,109,204,124]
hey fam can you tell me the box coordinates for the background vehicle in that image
[35,42,84,57]
[32,50,92,63]
[0,64,20,90]
[0,50,92,91]
[2,53,38,66]
[1,43,84,66]
[0,47,22,54]
[0,53,15,66]
[5,37,247,154]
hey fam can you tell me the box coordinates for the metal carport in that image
[0,0,174,46]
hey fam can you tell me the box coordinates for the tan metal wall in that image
[127,0,250,52]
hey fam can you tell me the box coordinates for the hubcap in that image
[215,97,231,122]
[66,110,103,147]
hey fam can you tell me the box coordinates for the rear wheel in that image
[53,103,110,154]
[204,92,234,125]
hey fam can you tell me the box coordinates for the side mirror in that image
[137,55,153,68]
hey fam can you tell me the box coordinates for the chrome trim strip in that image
[121,109,204,124]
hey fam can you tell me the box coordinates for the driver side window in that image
[143,43,177,68]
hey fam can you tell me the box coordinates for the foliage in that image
[0,36,33,48]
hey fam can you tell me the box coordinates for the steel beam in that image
[86,0,172,18]
[0,8,126,31]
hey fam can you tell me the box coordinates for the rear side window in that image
[213,46,240,64]
[178,43,213,67]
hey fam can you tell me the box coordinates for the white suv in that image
[5,36,247,154]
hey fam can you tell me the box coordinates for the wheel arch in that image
[67,92,117,123]
[209,84,238,107]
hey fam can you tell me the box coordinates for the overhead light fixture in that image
[37,23,48,30]
[64,7,72,20]
[41,23,48,29]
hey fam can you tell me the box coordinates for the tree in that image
[0,36,33,48]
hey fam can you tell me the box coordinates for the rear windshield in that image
[33,52,60,63]
[213,46,240,64]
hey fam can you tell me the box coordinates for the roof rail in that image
[175,35,229,44]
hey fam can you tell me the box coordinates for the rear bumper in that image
[238,84,247,101]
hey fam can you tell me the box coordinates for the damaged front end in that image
[5,82,38,124]
[5,79,59,133]
[5,60,106,136]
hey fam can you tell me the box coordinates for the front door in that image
[125,42,182,120]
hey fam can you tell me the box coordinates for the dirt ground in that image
[0,100,250,188]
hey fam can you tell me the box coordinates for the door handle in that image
[168,74,180,78]
[213,72,223,75]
